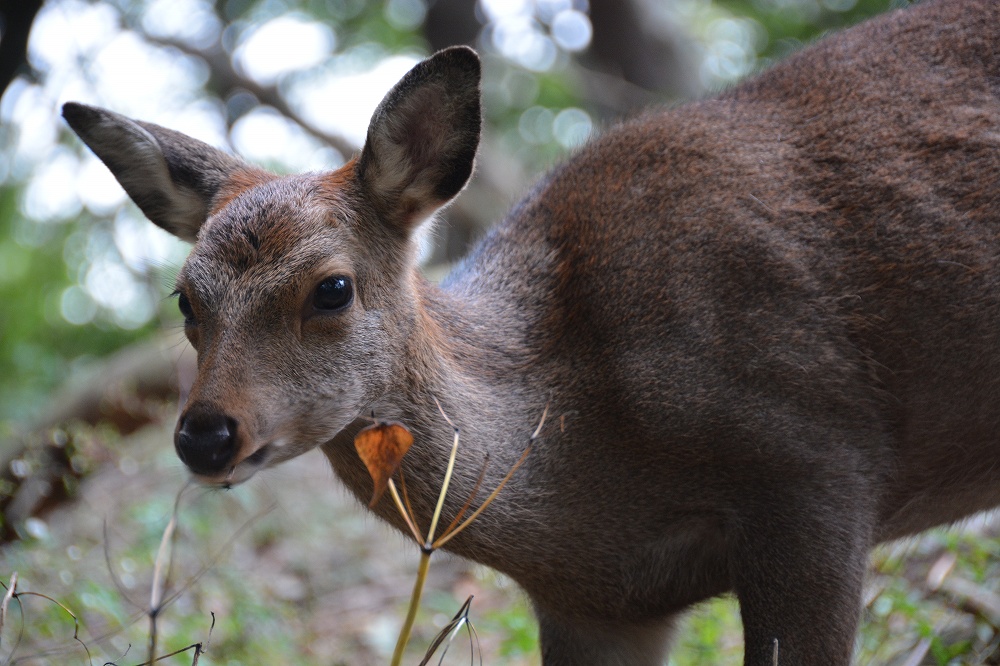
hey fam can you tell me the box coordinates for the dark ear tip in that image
[61,101,85,117]
[430,46,481,76]
[61,102,97,131]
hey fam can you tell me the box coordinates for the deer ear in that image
[357,46,482,231]
[62,102,264,243]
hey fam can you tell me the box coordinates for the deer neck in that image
[320,271,545,555]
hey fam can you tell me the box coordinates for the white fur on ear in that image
[413,212,441,266]
[357,47,482,233]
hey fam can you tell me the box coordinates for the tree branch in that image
[146,35,359,159]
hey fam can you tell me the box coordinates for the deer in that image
[61,0,1000,662]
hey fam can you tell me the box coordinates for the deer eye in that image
[177,292,196,324]
[313,276,353,311]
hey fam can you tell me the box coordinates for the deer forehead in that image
[179,175,358,303]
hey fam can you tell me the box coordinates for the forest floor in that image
[0,412,539,665]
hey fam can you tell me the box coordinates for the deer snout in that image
[175,406,238,476]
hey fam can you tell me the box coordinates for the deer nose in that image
[175,407,238,476]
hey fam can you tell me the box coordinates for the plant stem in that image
[433,442,532,550]
[426,427,460,545]
[388,479,424,544]
[391,549,432,666]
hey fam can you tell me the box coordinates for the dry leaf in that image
[354,422,414,507]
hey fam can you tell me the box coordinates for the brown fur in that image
[210,166,276,216]
[63,2,1000,663]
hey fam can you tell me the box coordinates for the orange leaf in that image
[354,421,414,507]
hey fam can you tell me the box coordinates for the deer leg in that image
[731,485,873,666]
[536,610,676,666]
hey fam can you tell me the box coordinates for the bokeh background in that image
[8,1,1000,665]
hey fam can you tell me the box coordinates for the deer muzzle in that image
[175,406,239,477]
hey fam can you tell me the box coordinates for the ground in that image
[3,409,1000,665]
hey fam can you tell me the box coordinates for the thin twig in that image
[133,611,215,666]
[388,479,424,545]
[530,403,550,440]
[418,595,474,666]
[148,485,189,663]
[434,404,545,550]
[128,641,203,665]
[110,642,133,664]
[433,442,532,550]
[438,454,490,541]
[156,503,275,611]
[192,612,216,666]
[468,619,483,666]
[426,426,460,546]
[433,397,457,430]
[433,405,549,548]
[103,520,141,609]
[4,588,93,664]
[0,572,17,643]
[399,466,420,539]
[2,591,26,663]
[141,34,359,159]
[388,401,546,665]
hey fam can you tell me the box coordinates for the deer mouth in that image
[211,443,273,488]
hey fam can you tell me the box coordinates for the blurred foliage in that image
[0,190,163,425]
[715,0,913,63]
